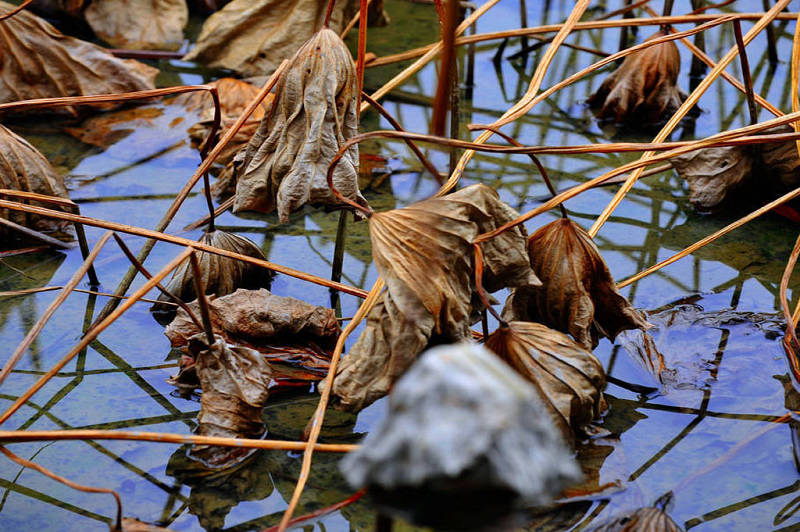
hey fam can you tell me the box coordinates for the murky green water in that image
[2,1,800,530]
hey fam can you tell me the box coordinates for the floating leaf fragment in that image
[341,343,581,530]
[151,231,273,322]
[183,0,357,77]
[84,0,188,51]
[587,492,682,531]
[0,2,157,113]
[325,184,540,412]
[503,218,650,351]
[0,125,72,240]
[485,321,607,441]
[120,517,177,532]
[232,29,368,222]
[588,32,685,124]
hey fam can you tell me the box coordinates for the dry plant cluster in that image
[2,0,800,530]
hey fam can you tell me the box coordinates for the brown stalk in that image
[431,0,458,136]
[0,231,113,388]
[0,285,174,305]
[779,233,800,382]
[0,198,370,298]
[0,248,193,426]
[0,0,32,21]
[0,430,358,452]
[0,217,72,249]
[0,446,123,530]
[732,19,758,126]
[184,197,234,231]
[689,0,735,15]
[792,10,800,158]
[587,0,790,238]
[361,92,442,181]
[262,490,366,532]
[188,250,216,344]
[340,0,373,38]
[356,0,369,113]
[93,61,288,325]
[110,232,203,330]
[472,243,506,326]
[108,49,184,59]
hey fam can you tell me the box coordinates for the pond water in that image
[1,0,800,530]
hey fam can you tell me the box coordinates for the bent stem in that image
[188,251,216,345]
[472,243,506,327]
[780,233,800,382]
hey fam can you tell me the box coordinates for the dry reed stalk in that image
[0,430,357,452]
[0,199,369,298]
[780,233,800,383]
[792,11,800,156]
[356,0,369,112]
[0,286,174,305]
[0,232,113,388]
[0,0,32,21]
[367,13,800,68]
[263,490,366,532]
[431,0,458,136]
[93,62,288,324]
[0,248,193,426]
[0,189,77,209]
[341,0,373,38]
[360,0,499,114]
[587,0,791,238]
[0,446,122,529]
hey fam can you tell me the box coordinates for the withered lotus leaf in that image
[183,0,357,77]
[0,125,71,239]
[503,218,650,351]
[189,335,271,466]
[151,231,273,319]
[324,184,541,412]
[588,493,682,532]
[485,321,606,440]
[588,32,685,124]
[0,2,157,112]
[84,0,188,51]
[232,29,368,222]
[120,517,177,532]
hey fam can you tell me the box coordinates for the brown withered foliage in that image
[503,218,650,351]
[84,0,188,51]
[188,336,271,466]
[588,32,685,124]
[671,126,800,211]
[120,518,176,532]
[183,0,357,77]
[0,125,72,240]
[150,231,273,319]
[485,321,607,441]
[231,29,368,222]
[0,2,157,113]
[323,184,541,412]
[587,493,682,532]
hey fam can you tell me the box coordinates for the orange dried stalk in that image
[588,31,685,124]
[504,218,651,350]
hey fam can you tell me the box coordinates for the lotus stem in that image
[0,0,32,21]
[732,19,759,125]
[188,250,217,345]
[473,244,507,327]
[262,489,366,532]
[431,0,458,136]
[323,0,337,28]
[356,0,368,113]
[330,210,348,312]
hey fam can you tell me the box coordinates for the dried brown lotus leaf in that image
[232,29,368,222]
[190,336,271,466]
[183,0,357,77]
[151,231,273,318]
[503,218,650,351]
[325,184,541,412]
[84,0,188,51]
[588,32,685,124]
[120,517,177,532]
[0,125,71,240]
[485,321,607,441]
[587,493,682,531]
[0,2,157,113]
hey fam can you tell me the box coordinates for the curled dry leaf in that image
[150,231,274,321]
[0,125,72,240]
[189,335,272,467]
[503,218,651,351]
[0,2,157,114]
[84,0,188,51]
[484,321,607,441]
[587,492,682,532]
[588,32,685,124]
[671,126,800,211]
[183,0,357,77]
[165,287,339,381]
[341,343,581,530]
[231,29,368,222]
[325,184,541,412]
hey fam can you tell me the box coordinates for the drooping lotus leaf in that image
[84,0,188,51]
[183,0,357,77]
[341,343,581,530]
[231,28,368,222]
[485,321,606,440]
[588,32,685,124]
[671,126,800,211]
[164,288,339,381]
[0,125,72,240]
[324,184,541,412]
[151,231,274,321]
[587,492,682,532]
[503,218,650,351]
[189,335,271,467]
[0,2,157,113]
